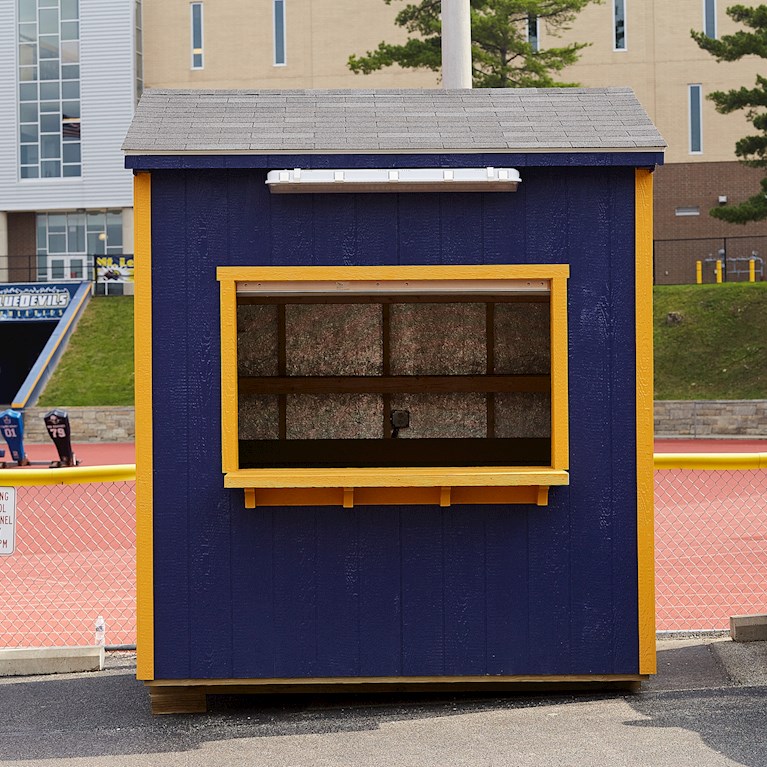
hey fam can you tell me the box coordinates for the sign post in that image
[0,487,16,556]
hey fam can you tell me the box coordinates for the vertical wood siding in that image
[151,163,639,679]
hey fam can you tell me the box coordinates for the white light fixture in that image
[266,167,521,194]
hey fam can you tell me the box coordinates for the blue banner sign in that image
[0,283,79,321]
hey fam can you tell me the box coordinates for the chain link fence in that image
[655,465,767,631]
[0,462,764,647]
[0,475,135,648]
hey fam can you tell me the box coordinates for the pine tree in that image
[347,0,601,88]
[692,4,767,223]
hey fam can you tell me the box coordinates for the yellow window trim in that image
[218,264,570,506]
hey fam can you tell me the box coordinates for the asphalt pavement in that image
[1,637,766,767]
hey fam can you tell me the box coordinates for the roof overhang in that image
[123,146,666,157]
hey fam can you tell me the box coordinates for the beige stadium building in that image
[143,0,767,283]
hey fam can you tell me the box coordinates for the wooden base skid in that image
[146,674,647,714]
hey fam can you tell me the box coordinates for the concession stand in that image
[123,87,665,713]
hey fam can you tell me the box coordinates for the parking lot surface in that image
[2,638,766,766]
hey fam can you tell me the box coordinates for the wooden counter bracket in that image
[237,479,565,510]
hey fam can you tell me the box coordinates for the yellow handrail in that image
[0,464,136,486]
[0,456,763,486]
[654,453,767,470]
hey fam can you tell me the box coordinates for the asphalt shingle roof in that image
[123,88,665,154]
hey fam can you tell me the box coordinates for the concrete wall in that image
[20,401,766,443]
[143,0,439,90]
[558,0,765,164]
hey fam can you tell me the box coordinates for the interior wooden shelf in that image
[238,375,549,395]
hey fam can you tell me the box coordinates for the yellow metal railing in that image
[654,453,767,470]
[0,464,136,486]
[2,458,765,484]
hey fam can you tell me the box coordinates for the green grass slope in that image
[654,283,767,400]
[37,296,134,407]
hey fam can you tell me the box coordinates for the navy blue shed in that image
[123,87,665,714]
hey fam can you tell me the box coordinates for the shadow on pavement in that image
[0,668,624,762]
[4,641,766,764]
[623,641,767,767]
[625,686,767,767]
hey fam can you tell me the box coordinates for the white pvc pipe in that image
[441,0,472,89]
[0,212,8,283]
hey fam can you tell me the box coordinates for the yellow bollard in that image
[749,259,756,283]
[696,260,702,284]
[715,259,723,283]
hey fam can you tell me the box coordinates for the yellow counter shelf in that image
[224,466,569,508]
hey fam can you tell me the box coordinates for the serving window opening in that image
[234,279,552,470]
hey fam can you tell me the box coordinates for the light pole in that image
[441,0,472,89]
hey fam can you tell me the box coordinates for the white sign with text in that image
[0,488,16,555]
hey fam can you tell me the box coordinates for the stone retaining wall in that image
[22,406,135,443]
[16,401,767,443]
[654,400,767,438]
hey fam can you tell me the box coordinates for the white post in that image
[441,0,472,89]
[121,207,135,296]
[122,207,134,253]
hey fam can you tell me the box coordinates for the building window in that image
[689,84,703,154]
[135,0,143,100]
[614,0,626,50]
[17,0,82,180]
[217,266,570,508]
[191,2,203,69]
[528,15,540,52]
[36,210,122,282]
[704,0,717,38]
[273,0,286,66]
